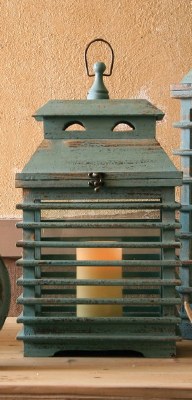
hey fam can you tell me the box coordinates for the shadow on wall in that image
[4,258,22,317]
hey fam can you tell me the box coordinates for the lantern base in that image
[18,336,178,358]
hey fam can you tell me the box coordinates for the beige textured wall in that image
[0,0,192,217]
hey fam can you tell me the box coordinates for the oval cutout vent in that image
[112,121,135,132]
[64,121,85,131]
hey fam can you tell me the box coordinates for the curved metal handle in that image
[85,38,114,77]
[0,257,11,329]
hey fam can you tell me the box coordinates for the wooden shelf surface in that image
[0,318,192,399]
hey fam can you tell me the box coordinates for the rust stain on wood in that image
[64,139,159,148]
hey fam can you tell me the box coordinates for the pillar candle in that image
[76,246,122,317]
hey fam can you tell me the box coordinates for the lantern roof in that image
[16,98,182,188]
[34,99,164,120]
[181,69,192,84]
[170,69,192,98]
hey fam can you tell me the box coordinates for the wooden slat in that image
[181,205,192,212]
[16,258,181,267]
[16,171,181,181]
[16,221,181,229]
[17,278,181,286]
[171,89,192,98]
[34,99,164,118]
[174,149,192,156]
[173,121,192,129]
[17,296,181,305]
[182,178,192,183]
[17,332,181,343]
[17,240,180,249]
[177,286,192,294]
[15,178,182,188]
[176,232,192,239]
[17,314,181,324]
[16,202,180,210]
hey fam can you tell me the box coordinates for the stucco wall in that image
[0,0,192,218]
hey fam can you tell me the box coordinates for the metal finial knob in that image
[87,62,109,100]
[93,62,106,73]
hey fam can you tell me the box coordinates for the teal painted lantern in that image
[171,70,192,338]
[16,40,182,357]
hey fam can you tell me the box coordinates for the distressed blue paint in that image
[171,70,192,339]
[16,62,182,357]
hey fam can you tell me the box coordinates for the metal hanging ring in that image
[85,38,114,77]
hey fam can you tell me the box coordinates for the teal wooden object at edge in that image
[15,60,183,357]
[171,69,192,339]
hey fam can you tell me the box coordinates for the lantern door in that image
[17,185,181,357]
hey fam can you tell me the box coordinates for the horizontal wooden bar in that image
[16,258,181,267]
[182,178,192,183]
[16,221,181,229]
[176,286,192,294]
[17,296,181,305]
[17,278,181,286]
[16,202,180,210]
[17,330,181,342]
[16,169,181,181]
[17,314,181,324]
[171,83,192,90]
[173,121,192,129]
[170,89,192,98]
[180,205,192,212]
[44,132,155,140]
[174,149,192,156]
[16,178,182,188]
[180,260,192,266]
[176,232,192,239]
[20,187,165,200]
[17,240,180,249]
[17,172,177,181]
[34,99,165,117]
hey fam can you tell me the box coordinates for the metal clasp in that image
[88,173,104,192]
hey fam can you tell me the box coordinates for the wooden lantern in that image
[171,69,192,338]
[16,45,182,357]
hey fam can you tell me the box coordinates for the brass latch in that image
[88,173,104,192]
